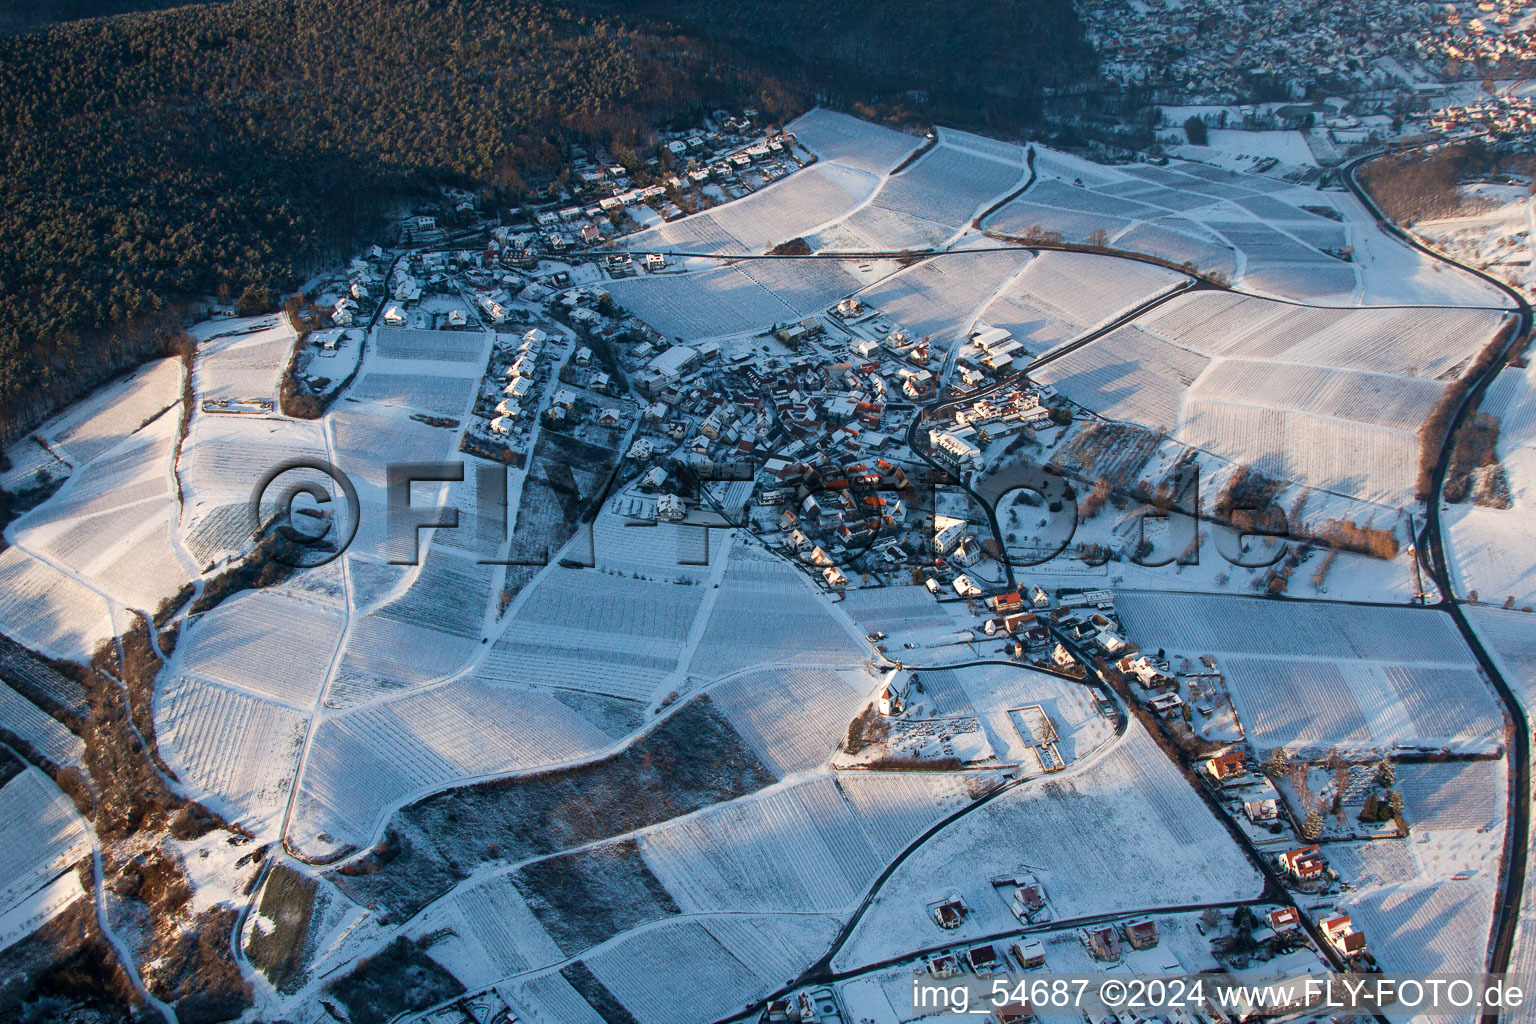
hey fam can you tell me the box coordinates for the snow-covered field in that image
[157,673,309,834]
[856,248,1033,345]
[686,542,866,680]
[831,724,1263,971]
[0,767,92,919]
[1447,359,1536,607]
[605,262,839,342]
[1115,593,1501,753]
[574,915,842,1024]
[986,140,1509,307]
[1037,289,1511,507]
[978,250,1188,356]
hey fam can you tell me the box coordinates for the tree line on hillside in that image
[0,0,798,443]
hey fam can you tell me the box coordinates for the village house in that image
[1243,796,1279,824]
[656,494,686,522]
[994,1002,1034,1024]
[1011,939,1046,970]
[1205,749,1247,784]
[1278,845,1327,883]
[1123,918,1159,950]
[967,944,1002,973]
[930,896,969,930]
[1084,925,1121,961]
[1267,907,1302,936]
[1321,914,1367,959]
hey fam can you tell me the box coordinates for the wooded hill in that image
[0,0,1096,443]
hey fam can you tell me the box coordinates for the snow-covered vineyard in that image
[0,102,1531,1024]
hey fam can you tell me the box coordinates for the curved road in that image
[1341,150,1534,1008]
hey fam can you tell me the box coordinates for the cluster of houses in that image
[532,120,805,250]
[1418,0,1536,71]
[1420,94,1536,144]
[1079,0,1440,101]
[479,328,551,440]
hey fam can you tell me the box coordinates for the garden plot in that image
[157,673,308,834]
[1239,261,1356,300]
[639,775,888,913]
[12,409,171,529]
[0,547,115,663]
[1208,220,1332,266]
[1469,607,1536,706]
[1215,657,1498,751]
[178,416,329,566]
[428,453,507,562]
[1049,289,1512,507]
[984,201,1132,245]
[178,589,345,708]
[332,615,479,701]
[371,327,486,363]
[194,319,291,403]
[606,265,798,341]
[1116,593,1476,663]
[832,724,1262,971]
[5,358,181,481]
[867,142,1028,232]
[978,250,1187,355]
[474,625,677,703]
[940,127,1027,166]
[1114,594,1499,752]
[687,544,864,681]
[787,107,922,175]
[468,567,710,702]
[817,203,955,251]
[0,676,86,764]
[373,548,496,641]
[1034,324,1208,433]
[10,412,191,611]
[624,216,745,258]
[707,161,884,251]
[513,561,707,646]
[580,915,841,1024]
[297,679,621,851]
[856,248,1033,344]
[90,520,193,611]
[1341,881,1495,977]
[708,666,869,776]
[0,768,90,918]
[588,508,717,581]
[2,623,79,699]
[1327,839,1420,888]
